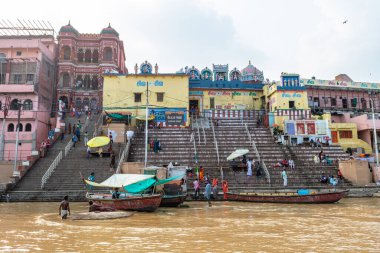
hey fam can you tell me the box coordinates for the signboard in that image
[165,111,184,126]
[301,78,380,90]
[207,91,257,97]
[149,108,187,124]
[137,80,164,87]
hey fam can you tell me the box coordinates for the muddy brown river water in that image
[0,198,379,252]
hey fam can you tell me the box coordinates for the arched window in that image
[62,73,70,87]
[83,97,90,106]
[92,50,99,63]
[103,47,113,61]
[23,99,33,110]
[85,49,92,63]
[63,46,71,60]
[78,49,84,63]
[76,75,83,89]
[25,123,32,132]
[10,99,19,110]
[75,97,82,108]
[91,75,98,89]
[7,123,14,132]
[17,123,23,132]
[84,75,91,89]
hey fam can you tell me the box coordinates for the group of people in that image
[274,158,295,169]
[150,138,161,153]
[192,166,229,206]
[320,170,343,186]
[314,150,333,165]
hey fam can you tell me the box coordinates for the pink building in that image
[0,35,57,161]
[57,22,126,110]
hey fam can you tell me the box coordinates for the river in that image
[0,198,379,253]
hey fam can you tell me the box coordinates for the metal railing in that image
[211,118,220,166]
[201,119,206,145]
[41,151,62,189]
[196,115,201,144]
[94,112,103,136]
[116,141,131,174]
[64,140,73,157]
[244,123,271,186]
[190,131,197,164]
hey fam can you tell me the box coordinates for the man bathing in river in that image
[59,196,71,219]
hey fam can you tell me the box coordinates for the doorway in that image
[331,131,338,143]
[189,99,199,116]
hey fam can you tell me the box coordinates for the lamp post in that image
[370,94,379,166]
[13,101,22,177]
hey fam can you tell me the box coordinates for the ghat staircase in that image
[128,116,352,194]
[6,112,117,201]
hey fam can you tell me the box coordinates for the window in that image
[342,98,348,109]
[7,123,14,132]
[134,93,142,103]
[0,73,5,84]
[289,101,295,109]
[361,98,367,109]
[25,123,32,132]
[14,74,22,84]
[339,130,352,139]
[17,123,23,132]
[63,46,71,60]
[26,74,34,83]
[16,51,22,56]
[78,49,84,63]
[156,93,164,102]
[23,99,33,110]
[62,73,70,87]
[331,98,337,106]
[103,47,113,61]
[210,98,215,109]
[351,98,357,108]
[10,99,19,110]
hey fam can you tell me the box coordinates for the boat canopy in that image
[84,174,155,188]
[123,173,185,193]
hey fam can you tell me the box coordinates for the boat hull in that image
[226,190,348,204]
[160,194,187,207]
[87,193,162,212]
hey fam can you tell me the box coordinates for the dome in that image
[100,23,119,37]
[59,21,79,36]
[241,60,264,82]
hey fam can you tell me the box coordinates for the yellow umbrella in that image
[87,136,110,148]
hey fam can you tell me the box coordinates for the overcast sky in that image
[2,0,379,82]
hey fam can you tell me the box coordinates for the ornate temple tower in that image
[56,22,126,110]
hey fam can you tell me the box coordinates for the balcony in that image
[0,82,38,93]
[0,110,37,119]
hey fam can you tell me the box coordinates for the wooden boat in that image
[69,211,133,220]
[160,194,187,207]
[226,189,349,204]
[86,193,162,212]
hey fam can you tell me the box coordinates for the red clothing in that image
[222,180,229,199]
[212,178,218,187]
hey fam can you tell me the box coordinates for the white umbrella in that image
[227,149,249,161]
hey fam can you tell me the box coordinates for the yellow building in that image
[329,123,372,153]
[264,73,310,129]
[103,73,189,127]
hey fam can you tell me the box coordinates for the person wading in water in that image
[59,195,71,219]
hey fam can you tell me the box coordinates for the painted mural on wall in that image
[284,120,328,136]
[301,78,380,90]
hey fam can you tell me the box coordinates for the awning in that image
[84,174,155,188]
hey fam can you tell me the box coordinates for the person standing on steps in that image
[84,131,89,146]
[87,172,95,190]
[86,146,91,159]
[72,134,78,148]
[59,196,70,219]
[110,151,116,172]
[204,181,212,207]
[222,180,229,199]
[193,178,200,199]
[75,127,81,142]
[247,158,253,177]
[281,168,288,187]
